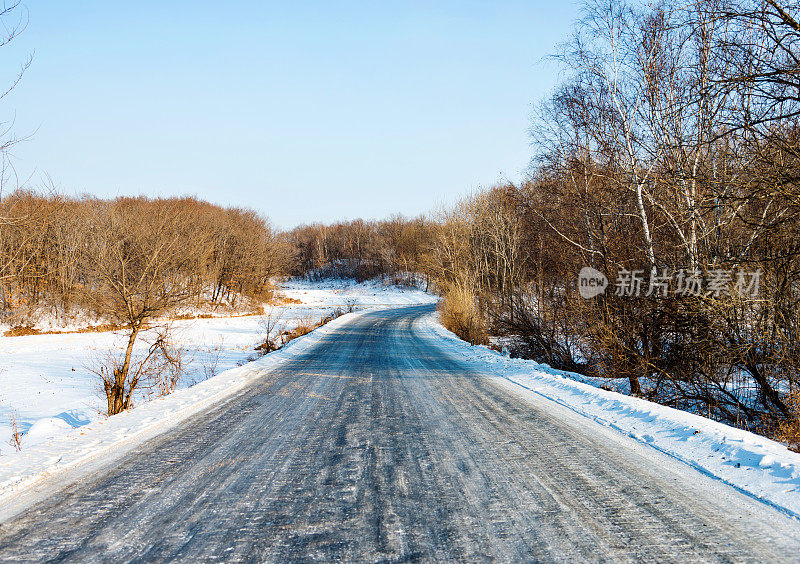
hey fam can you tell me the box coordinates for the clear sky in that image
[3,1,579,228]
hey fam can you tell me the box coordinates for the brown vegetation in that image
[8,410,22,452]
[0,194,292,414]
[253,308,348,360]
[4,325,41,337]
[288,216,432,285]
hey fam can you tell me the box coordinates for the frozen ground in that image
[0,279,435,455]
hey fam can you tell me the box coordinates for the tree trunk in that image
[106,321,141,415]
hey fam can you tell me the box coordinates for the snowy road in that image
[1,305,799,561]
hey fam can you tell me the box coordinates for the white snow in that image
[279,278,435,308]
[417,312,800,519]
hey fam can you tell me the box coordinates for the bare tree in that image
[256,305,284,354]
[86,198,199,415]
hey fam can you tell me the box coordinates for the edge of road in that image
[411,311,800,522]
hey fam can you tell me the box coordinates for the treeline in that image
[287,0,800,446]
[288,217,432,285]
[0,193,294,414]
[0,193,290,325]
[518,0,800,441]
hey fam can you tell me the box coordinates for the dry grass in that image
[4,325,42,337]
[288,315,318,338]
[4,322,127,337]
[774,389,800,453]
[255,308,347,359]
[439,285,487,346]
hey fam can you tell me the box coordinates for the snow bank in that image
[418,313,800,519]
[280,278,435,307]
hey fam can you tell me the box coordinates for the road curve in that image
[1,304,799,562]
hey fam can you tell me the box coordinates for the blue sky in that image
[4,1,579,227]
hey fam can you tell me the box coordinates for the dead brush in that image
[320,307,345,324]
[773,388,800,453]
[4,325,42,337]
[255,306,284,356]
[89,326,185,415]
[289,315,318,338]
[202,343,223,380]
[8,410,22,452]
[253,309,347,360]
[439,284,488,346]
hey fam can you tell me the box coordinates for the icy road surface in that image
[1,305,799,561]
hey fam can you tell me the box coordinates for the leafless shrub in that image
[91,327,184,416]
[774,388,800,452]
[252,308,349,363]
[255,306,284,355]
[201,341,224,382]
[150,331,184,398]
[288,315,317,339]
[8,410,21,452]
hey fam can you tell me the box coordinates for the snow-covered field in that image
[419,314,800,519]
[0,279,435,454]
